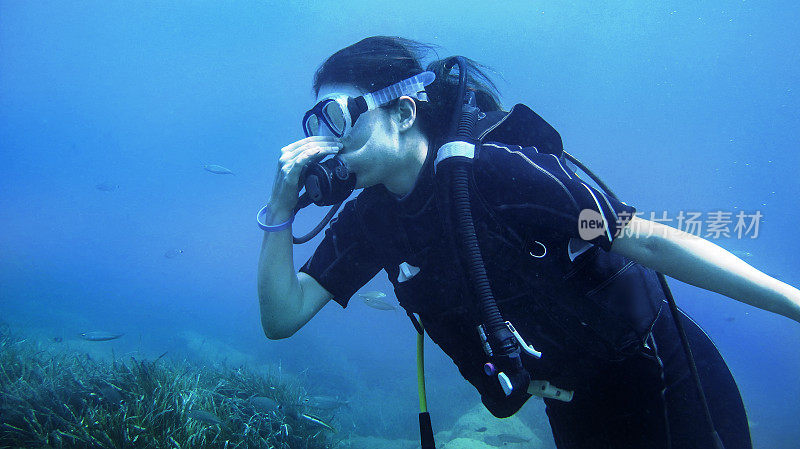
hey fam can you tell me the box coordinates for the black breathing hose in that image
[445,57,505,339]
[440,57,526,397]
[291,194,343,244]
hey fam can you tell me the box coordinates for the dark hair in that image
[312,36,503,146]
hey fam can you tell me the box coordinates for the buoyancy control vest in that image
[359,103,665,417]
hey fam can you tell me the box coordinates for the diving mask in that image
[302,71,436,138]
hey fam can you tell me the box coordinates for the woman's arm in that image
[258,137,341,339]
[610,216,800,324]
[257,203,333,340]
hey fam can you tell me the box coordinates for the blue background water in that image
[1,1,798,447]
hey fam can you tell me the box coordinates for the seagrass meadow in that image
[0,327,342,449]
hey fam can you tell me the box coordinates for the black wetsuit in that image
[299,107,752,449]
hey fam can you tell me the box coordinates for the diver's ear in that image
[394,96,417,132]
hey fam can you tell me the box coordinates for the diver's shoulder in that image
[476,141,544,171]
[473,140,569,196]
[479,141,530,155]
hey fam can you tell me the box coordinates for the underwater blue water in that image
[1,1,798,447]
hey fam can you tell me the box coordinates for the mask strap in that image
[363,71,436,110]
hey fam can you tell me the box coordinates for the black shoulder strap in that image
[475,104,564,156]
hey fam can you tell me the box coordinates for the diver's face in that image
[314,83,399,189]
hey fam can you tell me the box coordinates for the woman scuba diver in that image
[257,36,800,449]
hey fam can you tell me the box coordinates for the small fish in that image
[484,436,503,447]
[52,337,63,343]
[187,409,223,426]
[475,426,487,433]
[725,316,736,322]
[98,384,123,404]
[248,396,279,413]
[164,249,184,259]
[279,405,335,432]
[358,291,387,300]
[203,164,234,175]
[485,433,530,445]
[79,331,124,342]
[95,182,119,192]
[302,395,350,410]
[731,250,753,259]
[299,413,336,432]
[357,291,396,310]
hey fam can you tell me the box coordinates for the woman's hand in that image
[268,136,342,215]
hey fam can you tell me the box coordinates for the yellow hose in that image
[416,324,428,413]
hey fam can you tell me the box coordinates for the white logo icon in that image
[398,262,421,283]
[578,209,606,241]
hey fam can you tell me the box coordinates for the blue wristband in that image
[257,204,294,232]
